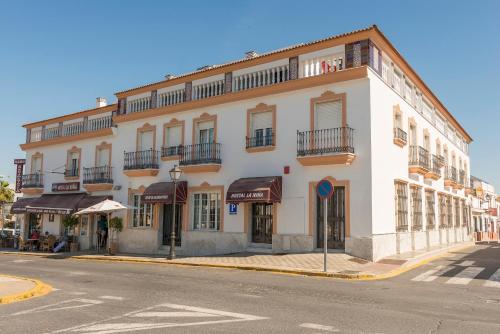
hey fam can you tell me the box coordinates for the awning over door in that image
[226,176,282,203]
[141,181,188,204]
[10,197,39,214]
[25,193,88,215]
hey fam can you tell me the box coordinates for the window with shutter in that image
[139,130,154,151]
[314,100,342,130]
[97,148,110,167]
[166,126,182,147]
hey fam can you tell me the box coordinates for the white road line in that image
[69,292,87,296]
[458,260,475,266]
[131,311,219,318]
[98,296,125,301]
[446,267,484,285]
[484,269,500,288]
[11,259,33,263]
[158,303,267,320]
[299,323,339,332]
[420,266,454,282]
[12,298,103,316]
[411,266,445,281]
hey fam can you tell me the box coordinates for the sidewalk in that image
[1,241,475,280]
[0,275,52,304]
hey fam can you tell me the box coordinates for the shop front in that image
[141,181,188,249]
[226,176,282,247]
[12,193,110,251]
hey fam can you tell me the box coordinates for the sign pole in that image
[324,197,328,272]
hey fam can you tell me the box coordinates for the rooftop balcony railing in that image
[83,166,113,184]
[297,127,354,157]
[158,89,185,107]
[123,149,160,170]
[232,65,289,92]
[408,146,430,172]
[300,53,344,78]
[179,143,222,166]
[128,97,151,113]
[26,115,113,144]
[21,173,44,188]
[192,80,225,100]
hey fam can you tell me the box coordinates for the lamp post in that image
[168,165,182,260]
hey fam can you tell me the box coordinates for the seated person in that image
[30,230,40,240]
[53,236,67,253]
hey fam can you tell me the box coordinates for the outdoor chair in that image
[42,235,56,252]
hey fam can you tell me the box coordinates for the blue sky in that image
[0,0,499,189]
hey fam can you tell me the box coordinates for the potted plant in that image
[108,216,123,255]
[62,215,79,252]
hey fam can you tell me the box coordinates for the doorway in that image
[162,204,182,246]
[251,203,273,244]
[316,186,346,249]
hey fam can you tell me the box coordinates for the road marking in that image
[131,311,219,318]
[411,266,445,281]
[484,269,500,288]
[49,303,268,334]
[99,296,125,301]
[419,266,454,282]
[299,323,339,332]
[0,276,21,282]
[458,260,474,266]
[69,292,87,295]
[12,298,103,316]
[11,259,34,263]
[446,267,484,285]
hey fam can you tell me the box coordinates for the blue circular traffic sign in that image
[316,179,334,199]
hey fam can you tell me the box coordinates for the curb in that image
[0,274,53,304]
[1,242,475,281]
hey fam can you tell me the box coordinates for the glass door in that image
[251,203,273,244]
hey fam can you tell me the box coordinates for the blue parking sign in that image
[229,203,238,215]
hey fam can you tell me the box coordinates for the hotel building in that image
[13,25,474,261]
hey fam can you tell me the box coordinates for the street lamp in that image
[168,165,182,260]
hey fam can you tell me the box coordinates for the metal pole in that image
[324,197,328,273]
[169,180,177,260]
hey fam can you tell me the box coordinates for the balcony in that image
[64,167,79,180]
[408,146,430,175]
[83,166,113,191]
[246,133,275,153]
[21,174,44,194]
[24,115,113,147]
[457,170,466,189]
[393,127,407,147]
[444,166,458,188]
[424,155,442,180]
[233,65,289,92]
[296,127,355,166]
[179,143,222,173]
[161,145,183,161]
[123,149,160,177]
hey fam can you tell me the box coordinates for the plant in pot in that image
[108,216,123,255]
[62,215,79,253]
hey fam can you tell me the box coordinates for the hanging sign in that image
[13,159,26,193]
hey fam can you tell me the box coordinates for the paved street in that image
[0,245,500,333]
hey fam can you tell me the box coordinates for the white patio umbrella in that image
[74,199,129,253]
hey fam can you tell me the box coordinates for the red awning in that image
[26,193,88,215]
[141,181,187,204]
[226,176,282,203]
[11,197,39,214]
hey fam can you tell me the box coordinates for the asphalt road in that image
[0,244,500,334]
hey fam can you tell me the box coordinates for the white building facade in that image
[15,26,474,261]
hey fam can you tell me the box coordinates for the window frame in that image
[246,103,276,152]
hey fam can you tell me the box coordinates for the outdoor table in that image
[26,239,40,251]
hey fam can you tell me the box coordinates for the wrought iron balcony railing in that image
[83,166,113,184]
[161,145,183,158]
[393,127,407,143]
[124,149,160,170]
[297,127,354,157]
[409,146,430,170]
[21,173,44,188]
[246,133,275,149]
[179,143,222,166]
[444,166,458,183]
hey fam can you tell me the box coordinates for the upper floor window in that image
[314,100,342,130]
[196,121,215,145]
[247,104,276,150]
[66,147,81,178]
[393,70,402,94]
[31,154,43,174]
[96,144,110,167]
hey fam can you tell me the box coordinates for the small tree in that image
[108,216,123,241]
[62,215,79,236]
